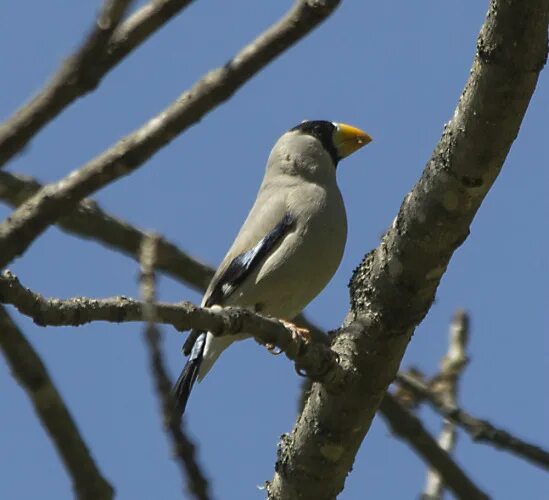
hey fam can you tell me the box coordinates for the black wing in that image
[174,214,294,415]
[205,213,294,307]
[181,213,293,357]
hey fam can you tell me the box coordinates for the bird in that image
[172,120,372,417]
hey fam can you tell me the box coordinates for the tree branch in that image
[0,171,213,291]
[423,310,470,499]
[0,270,341,384]
[0,305,114,500]
[0,0,201,168]
[267,1,549,498]
[139,235,210,500]
[396,371,549,472]
[0,0,341,269]
[0,0,135,167]
[379,394,489,500]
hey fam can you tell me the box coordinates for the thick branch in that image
[0,270,341,384]
[139,235,210,500]
[268,2,549,498]
[423,310,470,499]
[0,0,196,168]
[0,0,341,269]
[380,395,488,500]
[0,0,134,167]
[397,372,549,472]
[0,305,114,500]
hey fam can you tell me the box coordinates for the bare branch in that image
[268,2,549,497]
[139,235,210,500]
[0,305,114,500]
[0,0,341,269]
[423,310,470,499]
[0,171,213,291]
[380,394,489,500]
[0,270,341,384]
[396,371,549,472]
[108,0,194,59]
[0,0,134,167]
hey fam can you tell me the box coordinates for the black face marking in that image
[290,120,339,166]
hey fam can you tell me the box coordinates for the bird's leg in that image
[250,304,283,355]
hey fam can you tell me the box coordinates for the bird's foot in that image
[264,321,310,355]
[280,319,311,343]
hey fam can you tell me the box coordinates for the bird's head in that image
[266,120,371,183]
[289,120,372,166]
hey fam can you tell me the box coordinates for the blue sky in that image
[0,1,547,499]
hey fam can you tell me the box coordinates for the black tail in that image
[171,331,206,419]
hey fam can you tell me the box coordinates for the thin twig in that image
[0,0,134,167]
[0,269,342,385]
[423,310,470,499]
[380,394,489,500]
[0,0,341,269]
[0,305,114,500]
[139,235,210,500]
[396,371,549,472]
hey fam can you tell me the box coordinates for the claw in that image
[265,343,283,355]
[280,319,310,342]
[294,365,308,377]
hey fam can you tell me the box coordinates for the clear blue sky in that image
[1,1,547,499]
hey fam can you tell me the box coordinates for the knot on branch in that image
[211,305,246,336]
[1,269,19,291]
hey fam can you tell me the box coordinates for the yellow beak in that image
[333,123,372,159]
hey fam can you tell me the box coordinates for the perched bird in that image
[173,120,371,417]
